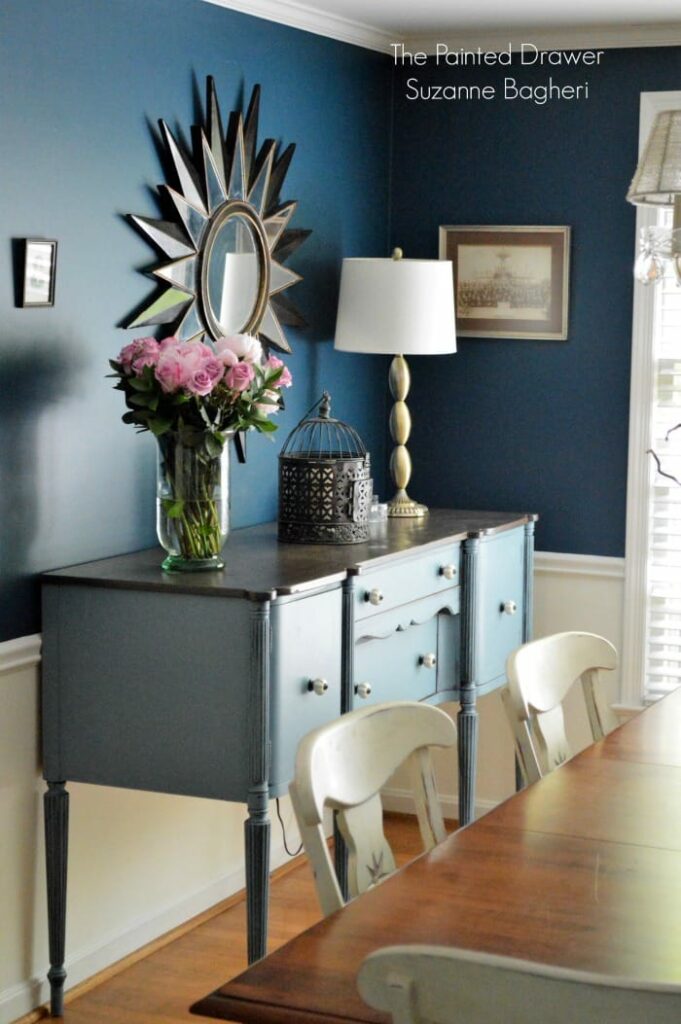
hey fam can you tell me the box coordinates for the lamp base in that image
[387,490,429,518]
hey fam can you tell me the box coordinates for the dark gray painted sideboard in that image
[40,509,536,1016]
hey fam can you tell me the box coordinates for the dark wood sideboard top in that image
[42,509,536,602]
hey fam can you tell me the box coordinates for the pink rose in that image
[265,354,292,388]
[118,336,160,375]
[186,356,224,397]
[155,346,187,393]
[225,362,256,392]
[216,334,262,363]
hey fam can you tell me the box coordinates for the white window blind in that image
[645,208,681,701]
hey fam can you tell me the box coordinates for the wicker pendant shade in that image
[627,110,681,206]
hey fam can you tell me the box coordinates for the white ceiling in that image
[207,0,681,51]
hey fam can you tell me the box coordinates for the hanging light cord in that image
[275,797,303,857]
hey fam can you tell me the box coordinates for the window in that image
[623,91,681,708]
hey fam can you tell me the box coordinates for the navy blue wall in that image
[0,0,391,641]
[391,47,681,556]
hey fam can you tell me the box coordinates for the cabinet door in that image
[474,528,526,691]
[269,588,342,792]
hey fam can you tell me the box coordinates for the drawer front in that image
[474,527,525,687]
[269,588,342,790]
[354,543,460,620]
[352,615,439,708]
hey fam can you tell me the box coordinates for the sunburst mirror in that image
[125,77,309,354]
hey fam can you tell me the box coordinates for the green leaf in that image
[161,498,185,518]
[128,375,153,392]
[149,417,173,437]
[128,392,152,407]
[204,432,224,458]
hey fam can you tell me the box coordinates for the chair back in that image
[358,945,681,1024]
[289,702,456,916]
[502,631,617,784]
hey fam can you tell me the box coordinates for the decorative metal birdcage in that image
[278,391,372,544]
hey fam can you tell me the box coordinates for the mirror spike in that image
[248,142,275,216]
[274,227,311,263]
[263,201,297,252]
[259,305,291,354]
[227,117,247,200]
[153,255,197,293]
[163,186,209,248]
[243,85,261,184]
[268,143,295,211]
[206,75,227,190]
[127,287,192,328]
[159,120,206,213]
[271,291,307,328]
[129,215,194,259]
[201,133,227,213]
[175,302,207,342]
[269,260,303,295]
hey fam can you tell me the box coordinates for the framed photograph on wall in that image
[20,238,58,307]
[439,225,570,340]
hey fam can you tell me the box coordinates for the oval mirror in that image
[206,213,260,335]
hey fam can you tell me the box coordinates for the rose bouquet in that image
[109,334,292,569]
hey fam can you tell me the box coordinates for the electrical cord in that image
[275,797,303,857]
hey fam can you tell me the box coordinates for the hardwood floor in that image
[23,814,426,1024]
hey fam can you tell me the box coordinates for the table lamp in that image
[334,248,456,517]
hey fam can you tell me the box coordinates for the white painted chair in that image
[289,701,456,917]
[502,631,618,785]
[357,945,681,1024]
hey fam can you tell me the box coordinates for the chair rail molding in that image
[534,551,624,579]
[622,90,681,711]
[0,633,42,676]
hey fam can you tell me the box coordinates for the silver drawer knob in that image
[365,588,384,606]
[501,600,518,616]
[355,681,372,699]
[440,564,457,580]
[421,653,437,669]
[308,678,329,696]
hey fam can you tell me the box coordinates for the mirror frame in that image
[125,77,309,354]
[200,200,271,340]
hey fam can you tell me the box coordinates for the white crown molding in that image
[199,2,681,54]
[534,551,625,579]
[0,633,42,676]
[201,0,395,52]
[402,22,681,54]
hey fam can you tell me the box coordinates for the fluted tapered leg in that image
[44,781,69,1016]
[246,601,271,963]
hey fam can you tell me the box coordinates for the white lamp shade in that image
[627,109,681,206]
[334,257,457,356]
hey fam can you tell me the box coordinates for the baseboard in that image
[0,835,299,1024]
[381,786,499,822]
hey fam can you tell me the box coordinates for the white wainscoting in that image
[1,551,624,1022]
[382,550,626,818]
[0,646,302,1024]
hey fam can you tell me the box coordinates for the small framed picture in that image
[20,238,58,307]
[439,225,570,340]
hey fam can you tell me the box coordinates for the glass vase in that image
[156,432,231,572]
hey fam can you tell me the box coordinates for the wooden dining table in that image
[191,688,681,1024]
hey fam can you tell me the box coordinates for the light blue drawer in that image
[354,543,460,621]
[352,613,439,708]
[474,527,525,687]
[269,588,342,791]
